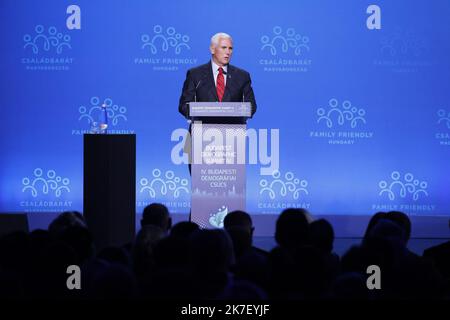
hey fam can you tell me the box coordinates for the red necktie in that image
[216,67,225,102]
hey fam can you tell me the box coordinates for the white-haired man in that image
[178,32,257,118]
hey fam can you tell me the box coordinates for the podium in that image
[83,134,136,250]
[189,102,252,228]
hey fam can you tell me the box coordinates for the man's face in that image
[210,37,233,67]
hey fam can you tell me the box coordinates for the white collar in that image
[211,59,228,74]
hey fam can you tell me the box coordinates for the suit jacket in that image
[178,61,257,119]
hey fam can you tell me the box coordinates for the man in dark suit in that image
[178,32,257,168]
[178,32,257,119]
[178,33,257,223]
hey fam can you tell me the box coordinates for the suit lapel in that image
[222,65,234,102]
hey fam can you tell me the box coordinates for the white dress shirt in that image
[211,60,228,87]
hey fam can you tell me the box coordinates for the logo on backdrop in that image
[72,96,133,135]
[373,28,431,72]
[378,171,428,201]
[22,25,74,71]
[259,26,312,73]
[436,109,450,146]
[438,109,450,128]
[142,25,191,54]
[134,25,197,71]
[309,98,374,145]
[372,170,435,213]
[209,206,228,228]
[20,168,72,211]
[138,169,190,213]
[257,170,310,213]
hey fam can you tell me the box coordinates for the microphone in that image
[194,80,202,102]
[194,79,202,102]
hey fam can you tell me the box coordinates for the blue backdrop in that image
[1,1,449,223]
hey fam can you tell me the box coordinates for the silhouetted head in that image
[386,211,411,244]
[48,211,86,238]
[141,203,172,232]
[275,208,309,250]
[170,221,199,239]
[224,210,254,235]
[363,212,386,241]
[309,218,335,254]
[367,218,406,248]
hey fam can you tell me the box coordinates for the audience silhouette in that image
[0,205,449,301]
